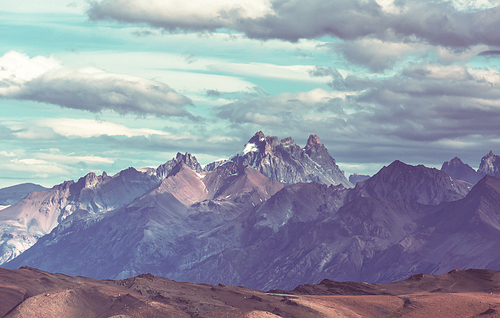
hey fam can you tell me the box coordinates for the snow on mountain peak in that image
[243,142,259,155]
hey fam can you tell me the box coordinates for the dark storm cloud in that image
[88,0,500,48]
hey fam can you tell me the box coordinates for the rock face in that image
[231,131,353,188]
[441,157,482,184]
[156,152,203,179]
[349,173,370,184]
[203,159,227,172]
[350,160,472,205]
[478,150,500,178]
[0,183,49,206]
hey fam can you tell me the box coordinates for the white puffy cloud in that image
[0,151,16,157]
[0,51,194,118]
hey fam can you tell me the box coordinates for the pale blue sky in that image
[1,0,500,188]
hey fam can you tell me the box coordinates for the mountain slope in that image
[231,131,353,188]
[441,157,482,184]
[478,150,500,178]
[0,183,49,206]
[350,160,472,205]
[0,153,204,265]
[5,162,283,280]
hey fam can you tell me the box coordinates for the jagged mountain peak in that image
[304,133,322,149]
[478,150,500,178]
[441,156,481,184]
[248,130,266,144]
[231,131,352,187]
[156,152,203,179]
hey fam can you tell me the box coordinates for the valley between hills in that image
[2,131,500,317]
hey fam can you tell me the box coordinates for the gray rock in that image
[231,131,353,188]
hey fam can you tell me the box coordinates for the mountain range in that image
[441,150,500,185]
[2,132,500,293]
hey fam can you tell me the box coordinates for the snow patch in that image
[0,205,10,210]
[196,172,206,179]
[243,142,259,154]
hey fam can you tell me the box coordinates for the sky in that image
[1,0,500,188]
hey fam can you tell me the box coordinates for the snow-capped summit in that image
[231,131,353,188]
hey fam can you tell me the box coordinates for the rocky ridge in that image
[231,131,353,188]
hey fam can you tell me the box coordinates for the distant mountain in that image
[349,173,370,184]
[349,160,472,205]
[203,158,227,172]
[231,131,353,188]
[5,135,500,293]
[8,159,494,291]
[156,152,203,179]
[0,183,48,206]
[0,153,204,265]
[478,150,500,178]
[5,162,283,280]
[441,157,482,184]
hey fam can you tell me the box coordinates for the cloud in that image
[0,51,194,118]
[88,0,273,32]
[478,50,500,57]
[217,88,353,126]
[0,151,16,157]
[87,0,500,48]
[216,63,500,169]
[40,118,186,139]
[327,39,418,72]
[207,62,328,84]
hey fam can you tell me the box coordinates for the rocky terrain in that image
[349,160,472,205]
[1,267,500,318]
[231,132,353,188]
